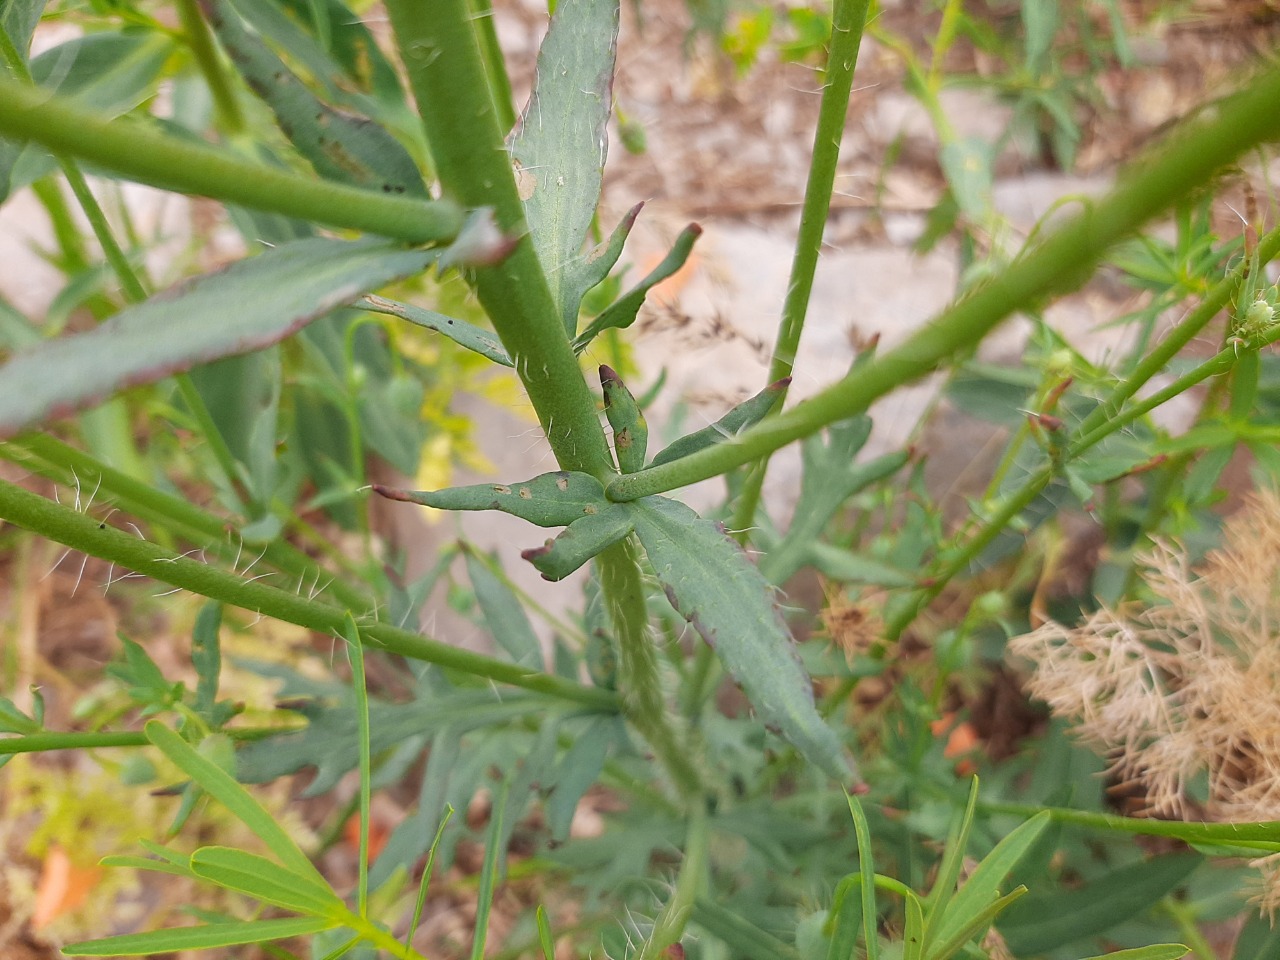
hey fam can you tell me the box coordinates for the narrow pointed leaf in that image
[928,887,1028,960]
[373,470,607,528]
[903,892,925,960]
[629,495,856,782]
[201,0,425,196]
[1079,947,1188,960]
[190,846,343,915]
[360,294,513,366]
[561,202,642,334]
[144,721,327,887]
[573,224,702,352]
[650,377,791,467]
[62,916,335,955]
[928,811,1050,957]
[600,365,648,473]
[923,778,981,941]
[0,238,437,439]
[522,507,635,581]
[510,0,620,322]
[99,855,198,880]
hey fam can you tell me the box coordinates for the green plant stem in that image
[0,478,618,710]
[0,78,464,245]
[867,329,1280,645]
[730,0,872,540]
[386,0,698,799]
[467,0,517,134]
[606,64,1280,503]
[598,538,703,800]
[640,804,709,960]
[385,0,612,481]
[1159,897,1216,960]
[0,726,282,755]
[175,0,244,134]
[0,435,373,611]
[981,800,1280,850]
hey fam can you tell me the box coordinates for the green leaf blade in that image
[510,0,620,323]
[373,470,607,528]
[360,294,513,366]
[62,916,336,955]
[629,495,857,782]
[0,238,436,439]
[189,846,344,915]
[522,507,635,581]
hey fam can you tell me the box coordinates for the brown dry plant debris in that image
[1008,489,1280,910]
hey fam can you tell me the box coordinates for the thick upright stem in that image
[385,0,612,481]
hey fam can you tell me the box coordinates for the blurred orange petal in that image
[33,844,102,931]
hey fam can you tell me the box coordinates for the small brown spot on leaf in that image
[492,485,511,495]
[556,476,570,491]
[518,487,533,499]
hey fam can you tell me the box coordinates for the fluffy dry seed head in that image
[1008,490,1280,909]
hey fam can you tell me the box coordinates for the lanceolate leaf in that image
[649,377,791,468]
[374,470,608,528]
[0,237,436,439]
[189,846,344,915]
[360,294,513,366]
[522,506,635,581]
[628,495,856,782]
[510,0,620,321]
[62,916,336,956]
[573,224,702,353]
[561,202,642,334]
[201,0,426,197]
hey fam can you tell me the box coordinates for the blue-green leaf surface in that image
[560,202,641,334]
[629,495,856,782]
[509,0,619,321]
[202,0,425,197]
[465,548,542,667]
[0,237,436,439]
[374,471,607,528]
[522,507,635,581]
[360,294,512,366]
[573,224,701,353]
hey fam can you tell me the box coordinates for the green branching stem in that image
[0,78,464,244]
[865,226,1280,645]
[384,0,612,482]
[0,478,617,711]
[606,64,1280,503]
[386,0,698,795]
[981,801,1280,851]
[730,0,872,540]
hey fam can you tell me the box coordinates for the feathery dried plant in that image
[1009,489,1280,909]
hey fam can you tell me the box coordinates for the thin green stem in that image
[730,0,872,539]
[0,726,282,755]
[605,64,1280,502]
[0,78,464,244]
[639,805,709,960]
[1159,897,1216,960]
[0,478,618,710]
[467,0,517,135]
[981,800,1280,849]
[175,0,245,134]
[0,435,373,611]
